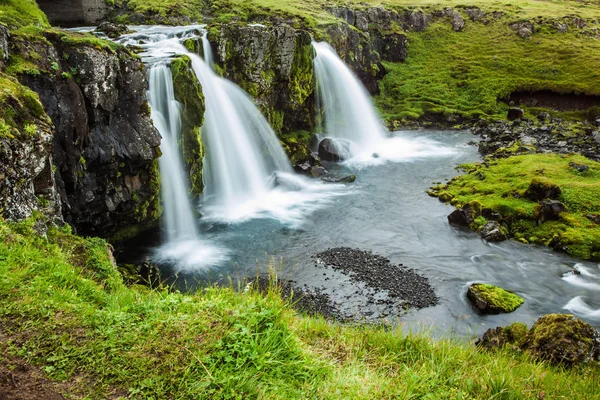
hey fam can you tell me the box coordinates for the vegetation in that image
[1,217,599,398]
[0,0,49,29]
[432,154,600,260]
[469,283,524,313]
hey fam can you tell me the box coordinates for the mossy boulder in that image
[520,314,600,367]
[476,322,528,351]
[447,200,483,228]
[467,283,524,314]
[524,177,561,201]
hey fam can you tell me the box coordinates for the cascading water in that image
[312,41,455,164]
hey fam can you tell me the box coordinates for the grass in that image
[432,153,600,260]
[0,73,48,138]
[1,216,599,398]
[0,0,49,29]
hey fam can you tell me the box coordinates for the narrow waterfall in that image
[148,64,198,243]
[201,32,214,68]
[313,42,387,155]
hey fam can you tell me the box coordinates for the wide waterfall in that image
[313,41,454,165]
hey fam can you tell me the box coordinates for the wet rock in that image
[476,322,528,350]
[536,199,567,222]
[322,174,356,183]
[447,201,482,227]
[0,23,9,68]
[520,314,600,367]
[95,21,130,38]
[310,166,328,178]
[525,177,561,201]
[507,107,524,121]
[318,138,345,162]
[480,221,506,242]
[316,247,438,310]
[569,161,589,172]
[467,283,524,314]
[294,160,312,173]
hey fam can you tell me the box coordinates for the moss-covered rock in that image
[524,177,562,201]
[476,322,528,351]
[467,283,524,314]
[170,55,205,197]
[520,314,600,367]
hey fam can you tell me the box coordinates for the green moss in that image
[437,154,600,260]
[130,158,161,231]
[110,0,204,24]
[0,73,48,139]
[170,55,205,197]
[471,283,524,313]
[0,0,49,29]
[503,322,528,344]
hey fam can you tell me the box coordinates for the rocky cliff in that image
[4,29,161,240]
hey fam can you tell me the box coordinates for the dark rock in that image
[464,7,485,22]
[520,314,600,367]
[322,174,356,183]
[95,21,130,38]
[310,166,328,178]
[585,213,600,224]
[524,177,561,201]
[480,221,506,242]
[476,322,528,350]
[510,21,535,38]
[447,201,482,227]
[537,111,550,121]
[507,107,524,121]
[405,10,430,32]
[294,160,312,173]
[569,161,589,172]
[467,283,524,314]
[451,11,465,31]
[0,23,9,68]
[318,138,345,162]
[536,199,567,222]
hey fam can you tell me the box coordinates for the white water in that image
[128,26,228,270]
[313,41,455,166]
[564,297,600,321]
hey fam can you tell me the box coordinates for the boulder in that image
[467,283,524,314]
[480,221,506,242]
[476,322,528,351]
[310,166,328,178]
[569,161,589,172]
[95,21,130,39]
[322,174,356,183]
[447,201,482,227]
[507,107,524,121]
[318,138,347,162]
[520,314,600,367]
[451,11,465,32]
[524,177,561,200]
[536,199,567,222]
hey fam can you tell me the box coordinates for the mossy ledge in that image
[430,153,600,260]
[1,217,599,398]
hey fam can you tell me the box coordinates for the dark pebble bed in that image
[315,247,439,311]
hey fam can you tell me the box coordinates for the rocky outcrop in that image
[10,31,161,240]
[207,24,314,134]
[0,24,9,69]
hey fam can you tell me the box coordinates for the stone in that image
[510,21,535,38]
[464,7,485,22]
[569,161,589,172]
[95,21,130,38]
[507,107,524,121]
[318,138,347,162]
[537,111,550,121]
[310,166,328,178]
[322,174,356,183]
[405,11,430,32]
[0,23,9,68]
[480,221,506,242]
[476,322,528,351]
[451,11,465,32]
[520,314,600,367]
[517,26,532,38]
[467,283,524,314]
[536,199,567,222]
[447,201,482,227]
[524,177,561,200]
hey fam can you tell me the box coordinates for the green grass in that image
[433,153,600,260]
[1,217,599,398]
[0,0,49,29]
[0,73,48,138]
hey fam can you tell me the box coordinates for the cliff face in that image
[6,30,161,239]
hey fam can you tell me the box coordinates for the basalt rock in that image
[447,201,482,227]
[480,221,506,242]
[318,138,347,162]
[536,199,567,222]
[12,32,161,239]
[524,177,561,201]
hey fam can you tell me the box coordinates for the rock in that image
[95,21,130,38]
[447,201,482,227]
[555,23,568,33]
[520,314,600,367]
[536,199,567,222]
[405,11,430,32]
[467,283,524,314]
[480,221,506,242]
[322,174,356,183]
[537,111,550,121]
[507,107,524,121]
[294,160,312,173]
[318,138,347,162]
[517,26,532,38]
[592,131,600,145]
[0,23,9,68]
[310,166,328,178]
[524,177,561,200]
[464,7,485,22]
[476,322,528,350]
[585,213,600,224]
[510,21,534,38]
[569,161,589,172]
[451,11,465,31]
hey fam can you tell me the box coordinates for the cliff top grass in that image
[1,217,599,398]
[434,153,600,260]
[0,0,49,29]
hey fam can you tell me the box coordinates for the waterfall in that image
[313,42,387,156]
[201,32,213,68]
[148,64,198,243]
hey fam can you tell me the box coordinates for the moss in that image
[0,73,49,139]
[0,0,49,29]
[521,313,600,367]
[131,158,162,230]
[281,130,314,164]
[471,283,524,313]
[170,56,205,197]
[437,154,600,260]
